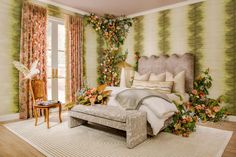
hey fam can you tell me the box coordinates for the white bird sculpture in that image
[13,60,40,79]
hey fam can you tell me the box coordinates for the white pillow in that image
[149,73,165,81]
[166,71,185,93]
[143,97,178,118]
[133,71,150,81]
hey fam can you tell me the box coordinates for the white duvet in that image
[106,87,188,135]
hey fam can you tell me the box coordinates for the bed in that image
[69,53,194,148]
[107,53,194,135]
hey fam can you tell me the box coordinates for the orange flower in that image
[199,91,205,98]
[212,106,220,113]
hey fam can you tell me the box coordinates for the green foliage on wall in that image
[47,4,62,18]
[225,0,236,114]
[188,2,204,76]
[96,35,105,84]
[133,16,144,54]
[158,10,170,54]
[9,0,23,112]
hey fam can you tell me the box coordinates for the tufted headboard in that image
[138,53,194,93]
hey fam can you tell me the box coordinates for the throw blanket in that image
[115,89,171,110]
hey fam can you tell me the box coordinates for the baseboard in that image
[0,113,19,122]
[225,116,236,122]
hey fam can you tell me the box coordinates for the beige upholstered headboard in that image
[138,53,194,93]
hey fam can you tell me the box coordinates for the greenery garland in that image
[158,10,170,54]
[225,0,236,114]
[85,13,132,86]
[10,0,23,112]
[188,2,204,76]
[133,16,144,54]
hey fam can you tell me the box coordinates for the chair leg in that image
[34,107,38,126]
[59,104,62,123]
[44,109,46,122]
[46,108,49,129]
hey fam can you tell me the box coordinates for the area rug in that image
[4,115,232,157]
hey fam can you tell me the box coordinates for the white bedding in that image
[106,87,188,135]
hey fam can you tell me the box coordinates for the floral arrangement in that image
[85,13,132,86]
[97,49,128,86]
[165,103,197,137]
[165,69,227,137]
[77,84,112,106]
[187,69,226,122]
[85,13,132,48]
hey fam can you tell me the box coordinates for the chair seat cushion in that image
[71,104,137,123]
[37,100,61,106]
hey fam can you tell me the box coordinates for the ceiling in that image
[49,0,187,16]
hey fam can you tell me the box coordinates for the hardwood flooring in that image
[0,120,235,157]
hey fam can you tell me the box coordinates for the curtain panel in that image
[65,15,83,103]
[19,2,47,119]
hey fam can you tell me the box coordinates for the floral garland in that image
[97,49,128,86]
[165,69,227,137]
[85,13,132,86]
[85,14,132,49]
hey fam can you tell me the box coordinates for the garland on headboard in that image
[158,10,170,54]
[85,13,132,86]
[225,0,236,114]
[188,2,204,76]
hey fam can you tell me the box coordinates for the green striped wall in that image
[121,0,235,114]
[225,0,236,114]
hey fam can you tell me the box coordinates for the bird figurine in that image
[13,60,40,79]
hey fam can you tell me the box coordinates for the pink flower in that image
[192,89,198,95]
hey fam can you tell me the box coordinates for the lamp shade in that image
[116,61,132,69]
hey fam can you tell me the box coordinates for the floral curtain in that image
[19,2,47,119]
[65,15,83,103]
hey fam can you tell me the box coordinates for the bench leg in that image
[68,116,87,128]
[126,112,147,148]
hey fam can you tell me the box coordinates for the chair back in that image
[31,79,47,103]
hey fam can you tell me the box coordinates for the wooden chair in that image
[30,79,62,128]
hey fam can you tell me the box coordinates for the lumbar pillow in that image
[132,80,173,93]
[166,71,185,93]
[133,71,150,81]
[149,72,166,81]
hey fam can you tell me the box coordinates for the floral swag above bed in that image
[84,13,132,86]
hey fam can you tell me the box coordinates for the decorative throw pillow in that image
[166,71,185,93]
[133,71,150,81]
[147,81,173,93]
[149,72,166,81]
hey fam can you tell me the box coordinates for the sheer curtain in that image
[65,15,83,103]
[19,2,47,119]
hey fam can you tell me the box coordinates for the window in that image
[46,17,66,103]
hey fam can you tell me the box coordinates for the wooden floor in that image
[0,120,235,157]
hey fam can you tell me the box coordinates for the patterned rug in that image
[4,114,232,157]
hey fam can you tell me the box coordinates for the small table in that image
[34,103,62,128]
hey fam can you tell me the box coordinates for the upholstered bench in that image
[69,104,147,148]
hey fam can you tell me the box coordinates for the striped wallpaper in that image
[84,0,236,114]
[0,0,235,115]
